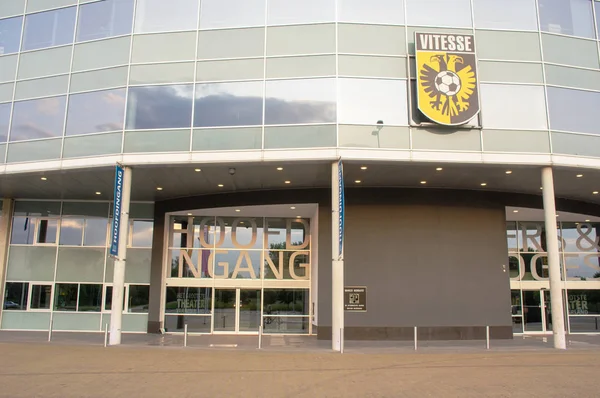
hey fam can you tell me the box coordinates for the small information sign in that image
[344,286,367,312]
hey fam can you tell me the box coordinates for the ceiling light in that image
[505,170,512,174]
[420,181,427,184]
[296,216,301,219]
[194,168,201,172]
[594,191,599,195]
[360,166,368,170]
[187,213,192,216]
[355,180,361,184]
[284,180,291,184]
[95,192,101,195]
[235,209,241,212]
[577,174,583,178]
[556,214,560,217]
[277,167,283,171]
[290,206,296,210]
[240,221,245,225]
[513,210,519,213]
[436,167,443,171]
[540,187,543,190]
[156,187,163,191]
[585,219,591,222]
[40,177,47,181]
[480,183,487,187]
[218,184,224,187]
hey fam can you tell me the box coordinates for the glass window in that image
[0,16,23,55]
[36,219,58,244]
[126,85,193,130]
[22,7,76,51]
[194,82,263,128]
[265,79,336,125]
[77,0,134,42]
[480,84,547,130]
[30,284,51,309]
[127,285,150,313]
[10,216,35,244]
[4,282,28,310]
[267,24,336,56]
[72,36,131,72]
[406,0,472,27]
[131,220,153,247]
[263,289,309,315]
[338,0,404,24]
[547,87,600,135]
[198,28,265,59]
[104,286,125,311]
[165,287,212,314]
[134,0,199,33]
[267,0,335,25]
[473,0,538,30]
[338,78,408,126]
[66,88,126,136]
[597,2,600,39]
[542,33,599,69]
[78,284,102,312]
[54,283,78,311]
[200,0,265,29]
[0,103,10,143]
[539,0,595,38]
[568,290,600,314]
[84,218,108,247]
[9,96,67,142]
[59,218,84,245]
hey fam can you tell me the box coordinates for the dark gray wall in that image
[319,204,511,332]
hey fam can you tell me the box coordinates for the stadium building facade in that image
[2,0,600,349]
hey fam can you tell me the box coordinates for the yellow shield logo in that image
[415,32,480,126]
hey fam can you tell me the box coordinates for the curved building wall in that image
[0,0,600,169]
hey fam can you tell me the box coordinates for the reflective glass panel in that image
[54,283,78,311]
[214,288,235,331]
[239,289,261,332]
[128,285,150,313]
[0,103,10,143]
[263,289,309,315]
[104,286,125,311]
[480,84,547,130]
[84,218,108,247]
[200,0,265,29]
[10,216,35,244]
[547,87,600,135]
[134,0,199,33]
[597,3,600,39]
[165,286,212,314]
[560,222,600,253]
[263,316,309,334]
[131,220,153,247]
[267,0,335,25]
[194,82,263,127]
[78,284,102,312]
[66,88,126,136]
[36,219,58,244]
[0,16,22,55]
[126,85,193,129]
[568,290,600,315]
[564,253,600,280]
[30,284,51,309]
[473,0,538,30]
[59,218,84,245]
[406,0,472,27]
[265,79,336,125]
[4,282,28,310]
[539,0,595,38]
[77,0,134,42]
[338,78,408,126]
[338,0,404,24]
[22,7,76,51]
[9,96,67,141]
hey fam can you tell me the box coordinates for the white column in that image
[0,199,15,326]
[331,161,344,351]
[541,167,567,350]
[109,167,132,345]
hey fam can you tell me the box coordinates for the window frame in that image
[103,283,150,313]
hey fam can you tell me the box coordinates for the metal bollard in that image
[340,328,344,354]
[486,326,490,350]
[104,323,108,348]
[184,324,188,347]
[414,326,418,351]
[258,325,262,349]
[47,319,53,342]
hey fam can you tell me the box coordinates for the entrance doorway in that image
[213,288,261,333]
[522,290,552,333]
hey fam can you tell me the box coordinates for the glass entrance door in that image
[213,288,261,333]
[523,290,551,333]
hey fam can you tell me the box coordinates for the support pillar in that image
[331,161,344,351]
[0,199,15,326]
[109,167,132,345]
[541,167,567,350]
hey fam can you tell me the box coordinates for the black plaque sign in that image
[344,286,367,312]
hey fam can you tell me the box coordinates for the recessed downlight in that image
[436,167,443,171]
[95,192,101,195]
[40,177,47,181]
[360,166,368,170]
[218,184,224,187]
[505,170,512,174]
[194,168,201,172]
[187,213,192,216]
[481,183,487,186]
[156,187,163,191]
[355,180,361,184]
[577,174,583,178]
[586,219,591,222]
[296,216,302,219]
[420,181,427,184]
[284,180,291,184]
[235,209,241,212]
[277,167,283,171]
[290,206,296,210]
[513,210,519,213]
[594,191,599,195]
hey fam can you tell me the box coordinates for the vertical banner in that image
[338,159,344,259]
[110,165,125,257]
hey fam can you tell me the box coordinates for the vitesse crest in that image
[415,32,480,126]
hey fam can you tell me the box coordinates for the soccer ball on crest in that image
[435,71,461,96]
